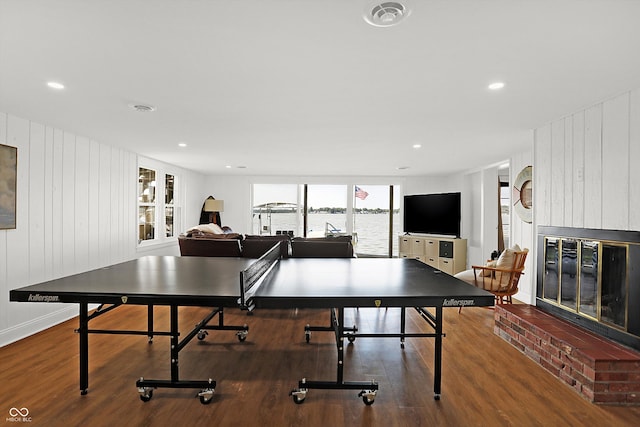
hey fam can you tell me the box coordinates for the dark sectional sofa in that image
[178,234,354,259]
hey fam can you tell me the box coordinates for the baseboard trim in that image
[0,305,80,347]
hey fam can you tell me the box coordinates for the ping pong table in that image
[9,244,494,405]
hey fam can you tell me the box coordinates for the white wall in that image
[535,88,640,231]
[511,151,535,303]
[0,111,206,346]
[534,88,640,300]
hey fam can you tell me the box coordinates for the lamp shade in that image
[204,199,224,212]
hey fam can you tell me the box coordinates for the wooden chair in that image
[455,248,528,306]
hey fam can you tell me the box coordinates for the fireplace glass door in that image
[542,236,628,331]
[560,239,578,310]
[601,244,627,329]
[537,227,640,351]
[578,241,598,318]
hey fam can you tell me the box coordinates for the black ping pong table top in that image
[10,256,255,306]
[250,257,495,308]
[10,256,495,309]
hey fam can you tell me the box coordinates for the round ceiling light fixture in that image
[363,1,411,27]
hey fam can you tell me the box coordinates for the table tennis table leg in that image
[400,306,406,348]
[147,305,154,342]
[79,302,89,395]
[136,305,216,404]
[434,306,443,400]
[304,308,357,343]
[290,307,378,405]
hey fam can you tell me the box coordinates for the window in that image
[499,170,510,250]
[138,166,180,245]
[138,168,156,242]
[165,174,175,237]
[353,184,400,257]
[306,185,347,237]
[251,183,400,257]
[252,184,302,236]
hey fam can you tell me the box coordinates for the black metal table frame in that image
[293,305,444,405]
[75,301,248,404]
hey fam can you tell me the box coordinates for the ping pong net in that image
[239,242,281,310]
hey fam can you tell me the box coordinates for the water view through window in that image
[252,184,400,257]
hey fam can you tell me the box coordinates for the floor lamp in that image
[204,199,224,225]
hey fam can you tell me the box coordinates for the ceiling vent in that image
[130,104,156,113]
[363,2,411,27]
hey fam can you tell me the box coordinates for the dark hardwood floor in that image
[2,304,640,426]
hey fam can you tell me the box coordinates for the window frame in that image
[137,161,181,248]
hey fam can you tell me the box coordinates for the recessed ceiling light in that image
[47,81,65,90]
[488,82,505,90]
[129,104,156,112]
[225,165,232,169]
[178,142,187,147]
[412,144,421,149]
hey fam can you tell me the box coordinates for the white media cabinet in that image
[398,235,467,275]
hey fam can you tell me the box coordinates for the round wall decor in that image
[513,166,532,223]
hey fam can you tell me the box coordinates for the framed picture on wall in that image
[0,143,17,229]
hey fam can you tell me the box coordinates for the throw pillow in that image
[188,223,224,235]
[482,260,496,277]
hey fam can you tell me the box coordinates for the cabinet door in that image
[425,240,438,266]
[438,258,455,275]
[410,238,425,256]
[399,237,411,256]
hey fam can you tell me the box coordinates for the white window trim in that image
[137,159,183,248]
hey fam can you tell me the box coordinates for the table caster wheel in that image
[290,388,307,404]
[347,334,356,343]
[198,388,215,405]
[236,329,248,342]
[138,387,153,402]
[358,389,376,405]
[434,394,441,400]
[197,330,208,341]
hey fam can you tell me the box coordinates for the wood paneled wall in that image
[534,88,640,231]
[0,112,137,345]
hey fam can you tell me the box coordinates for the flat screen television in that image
[403,192,461,237]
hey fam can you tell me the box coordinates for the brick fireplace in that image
[493,227,640,404]
[536,226,640,351]
[495,304,640,404]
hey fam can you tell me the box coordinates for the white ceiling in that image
[2,0,640,177]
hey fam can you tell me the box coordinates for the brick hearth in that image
[494,304,640,405]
